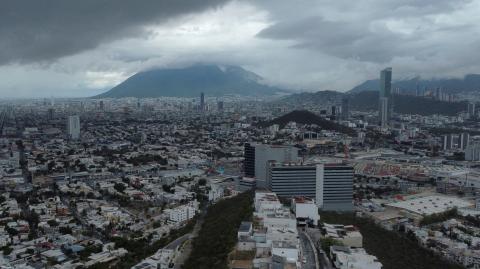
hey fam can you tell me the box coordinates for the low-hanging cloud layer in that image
[0,0,479,97]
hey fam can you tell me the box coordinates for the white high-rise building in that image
[267,162,354,211]
[67,115,80,140]
[168,200,198,223]
[316,164,354,211]
[168,206,196,223]
[466,142,480,161]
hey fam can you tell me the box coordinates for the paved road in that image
[165,233,191,250]
[299,232,317,269]
[318,250,334,269]
[173,208,206,269]
[305,228,334,269]
[173,236,192,269]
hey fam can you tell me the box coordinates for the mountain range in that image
[350,91,467,116]
[350,74,480,94]
[95,64,286,98]
[94,64,480,114]
[278,90,468,116]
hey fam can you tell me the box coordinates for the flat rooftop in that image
[386,195,473,215]
[238,221,252,232]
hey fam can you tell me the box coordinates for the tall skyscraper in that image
[217,101,224,111]
[244,143,256,178]
[379,97,389,128]
[445,134,454,150]
[465,141,480,161]
[379,67,393,127]
[442,135,449,151]
[468,102,476,119]
[466,142,480,161]
[200,92,205,111]
[331,105,337,117]
[435,88,442,100]
[341,97,350,120]
[67,115,80,140]
[460,133,470,150]
[47,108,55,120]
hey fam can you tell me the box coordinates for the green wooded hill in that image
[259,110,356,135]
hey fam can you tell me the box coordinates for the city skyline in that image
[0,74,477,268]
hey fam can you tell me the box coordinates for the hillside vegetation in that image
[320,211,465,269]
[259,110,356,136]
[184,191,254,269]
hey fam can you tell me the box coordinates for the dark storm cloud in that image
[0,0,228,64]
[1,0,479,97]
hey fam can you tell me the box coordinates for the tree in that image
[47,219,59,227]
[79,244,102,260]
[320,237,343,254]
[59,226,72,235]
[25,210,40,229]
[114,183,126,193]
[47,161,55,171]
[420,208,458,226]
[6,227,18,236]
[320,211,464,269]
[78,163,87,172]
[2,246,13,255]
[15,140,24,150]
[162,185,174,194]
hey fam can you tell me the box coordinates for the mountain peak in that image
[95,64,282,98]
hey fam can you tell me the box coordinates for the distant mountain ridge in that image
[95,64,287,98]
[349,91,467,116]
[279,90,468,116]
[277,90,344,104]
[350,74,480,94]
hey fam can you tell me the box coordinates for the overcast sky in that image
[1,0,479,98]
